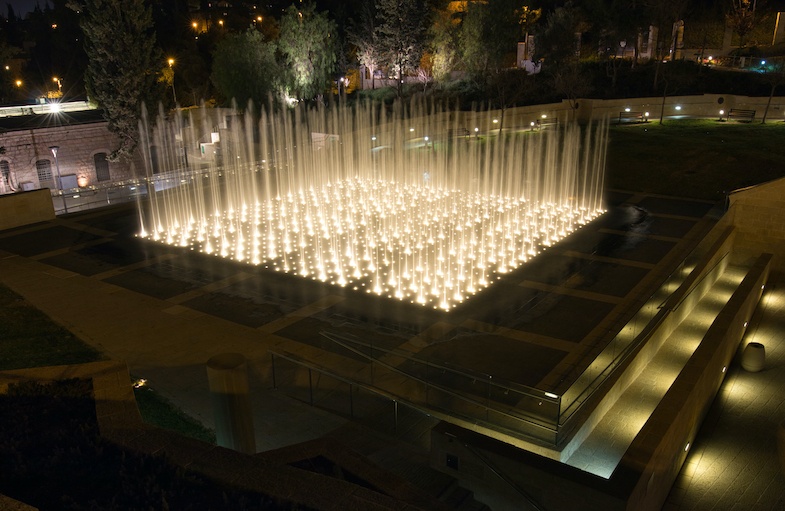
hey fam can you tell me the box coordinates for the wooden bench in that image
[538,118,559,130]
[727,108,755,122]
[617,111,647,124]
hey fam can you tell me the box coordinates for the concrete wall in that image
[431,253,771,511]
[431,422,626,511]
[621,253,771,511]
[0,122,134,194]
[727,176,785,273]
[559,226,735,458]
[0,188,54,230]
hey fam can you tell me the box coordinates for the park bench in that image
[727,108,756,122]
[617,111,647,124]
[538,117,559,130]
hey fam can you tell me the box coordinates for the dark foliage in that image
[0,379,299,510]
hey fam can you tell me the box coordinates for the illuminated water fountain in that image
[138,100,608,310]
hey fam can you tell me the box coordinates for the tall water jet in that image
[138,99,608,310]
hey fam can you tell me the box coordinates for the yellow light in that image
[192,21,198,29]
[168,58,175,67]
[15,79,21,87]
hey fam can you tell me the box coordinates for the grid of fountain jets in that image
[139,101,608,310]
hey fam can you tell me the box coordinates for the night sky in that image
[2,0,45,17]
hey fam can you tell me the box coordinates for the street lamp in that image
[49,145,67,214]
[167,58,177,106]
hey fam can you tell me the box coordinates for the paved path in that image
[663,277,785,511]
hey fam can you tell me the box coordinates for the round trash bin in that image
[741,342,765,372]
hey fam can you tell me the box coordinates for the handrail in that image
[559,232,732,426]
[461,441,547,511]
[323,329,554,401]
[270,348,559,438]
[319,331,560,432]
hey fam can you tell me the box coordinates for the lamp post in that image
[167,58,177,106]
[49,145,67,214]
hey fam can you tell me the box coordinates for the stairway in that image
[564,266,747,477]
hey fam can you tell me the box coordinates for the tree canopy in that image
[278,4,338,101]
[211,29,280,107]
[67,0,162,161]
[375,0,426,96]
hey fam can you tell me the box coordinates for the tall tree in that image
[536,4,581,66]
[761,60,785,124]
[376,0,426,96]
[211,29,280,107]
[68,0,162,161]
[428,1,462,83]
[348,0,381,89]
[459,0,523,79]
[278,3,337,101]
[727,0,755,48]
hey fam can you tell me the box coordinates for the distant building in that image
[0,103,134,195]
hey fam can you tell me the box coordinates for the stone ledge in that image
[0,360,433,511]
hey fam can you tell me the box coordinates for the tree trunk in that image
[762,83,775,123]
[659,81,669,124]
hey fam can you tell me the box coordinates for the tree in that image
[727,0,755,48]
[459,0,523,79]
[348,0,381,89]
[68,0,162,162]
[552,61,591,113]
[376,0,426,96]
[278,4,338,101]
[428,1,462,83]
[536,4,581,66]
[211,29,280,107]
[761,60,785,124]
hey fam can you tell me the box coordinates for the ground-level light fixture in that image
[719,109,725,121]
[675,105,682,110]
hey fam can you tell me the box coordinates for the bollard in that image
[740,342,765,372]
[206,353,256,454]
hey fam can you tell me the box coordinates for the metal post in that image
[49,146,67,214]
[393,400,398,432]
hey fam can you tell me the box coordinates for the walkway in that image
[663,278,785,510]
[565,266,746,478]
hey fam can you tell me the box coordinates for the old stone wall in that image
[0,121,134,193]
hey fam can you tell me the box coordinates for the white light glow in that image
[139,101,607,310]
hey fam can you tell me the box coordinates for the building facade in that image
[0,110,135,195]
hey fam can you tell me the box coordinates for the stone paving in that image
[565,266,747,478]
[0,190,756,509]
[662,279,785,511]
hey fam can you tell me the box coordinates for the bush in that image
[0,379,299,510]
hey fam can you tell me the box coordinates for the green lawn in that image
[0,283,215,443]
[606,119,785,201]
